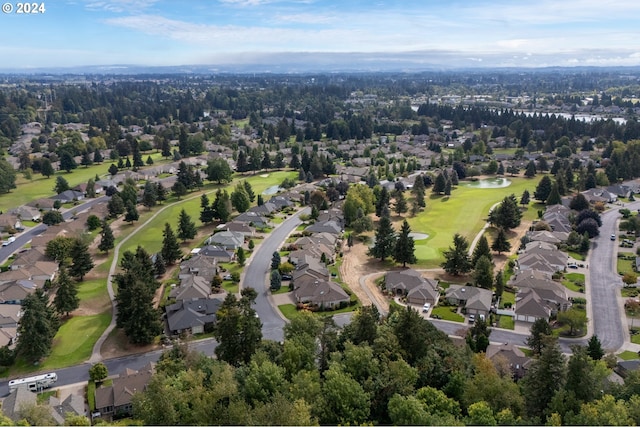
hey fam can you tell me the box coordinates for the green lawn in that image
[618,350,640,360]
[498,315,515,330]
[562,273,585,292]
[431,306,465,322]
[499,290,515,308]
[618,258,636,275]
[568,251,587,261]
[119,171,296,260]
[42,313,112,369]
[278,304,298,320]
[630,328,640,345]
[407,176,542,267]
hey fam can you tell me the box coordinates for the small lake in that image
[262,185,281,195]
[460,178,512,189]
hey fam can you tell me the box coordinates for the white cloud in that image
[83,0,159,13]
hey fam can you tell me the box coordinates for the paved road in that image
[242,207,310,342]
[0,196,108,263]
[588,201,640,352]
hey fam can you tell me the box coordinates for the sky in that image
[1,0,640,70]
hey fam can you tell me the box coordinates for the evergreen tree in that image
[161,223,182,265]
[520,337,567,422]
[491,228,511,254]
[534,175,553,202]
[368,214,396,261]
[155,182,166,204]
[17,290,57,364]
[494,270,505,298]
[412,175,426,207]
[375,187,390,217]
[154,252,166,277]
[93,148,104,163]
[53,267,79,317]
[433,172,446,194]
[473,255,494,289]
[472,235,492,265]
[237,247,246,266]
[81,151,93,167]
[521,189,531,206]
[271,251,281,271]
[231,185,251,213]
[243,181,256,203]
[394,189,408,217]
[86,178,96,198]
[107,193,125,218]
[524,160,537,177]
[146,156,154,165]
[172,181,187,200]
[212,189,232,222]
[466,316,491,353]
[124,200,140,223]
[212,291,262,366]
[546,182,562,206]
[114,251,162,345]
[54,175,70,194]
[586,335,605,360]
[199,194,215,224]
[488,194,522,231]
[270,269,282,291]
[569,193,589,211]
[98,220,115,254]
[526,318,553,355]
[68,238,94,281]
[142,181,157,210]
[177,209,197,241]
[441,233,472,275]
[393,220,417,267]
[108,163,119,176]
[161,138,171,158]
[41,158,55,178]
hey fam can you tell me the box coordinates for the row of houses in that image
[164,194,299,335]
[288,207,350,309]
[511,206,574,324]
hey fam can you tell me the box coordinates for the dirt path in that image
[340,241,390,313]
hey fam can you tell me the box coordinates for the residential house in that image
[384,269,440,306]
[0,280,35,305]
[514,291,553,323]
[10,247,48,269]
[47,394,87,425]
[179,253,218,283]
[249,202,277,216]
[50,190,85,203]
[217,221,255,238]
[27,198,56,211]
[198,245,234,263]
[288,244,334,266]
[486,343,532,380]
[0,213,22,232]
[526,230,569,244]
[9,206,41,222]
[170,275,212,301]
[445,285,493,318]
[615,360,640,378]
[234,211,269,228]
[2,386,37,422]
[305,220,342,235]
[94,363,155,418]
[293,233,338,250]
[269,195,294,209]
[206,230,244,250]
[581,188,617,204]
[165,297,223,335]
[293,279,350,309]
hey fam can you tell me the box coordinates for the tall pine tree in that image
[393,220,417,267]
[177,209,197,242]
[161,223,182,265]
[368,213,396,261]
[53,267,79,317]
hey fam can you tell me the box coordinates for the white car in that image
[1,237,15,246]
[422,303,431,312]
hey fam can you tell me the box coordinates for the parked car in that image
[468,313,475,323]
[611,234,616,240]
[1,237,15,246]
[281,274,292,280]
[422,303,431,312]
[223,274,233,280]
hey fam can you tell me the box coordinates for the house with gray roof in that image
[486,343,532,380]
[234,211,269,228]
[445,285,493,318]
[384,269,440,306]
[170,275,212,301]
[293,279,350,309]
[95,363,155,419]
[179,253,218,282]
[305,220,342,235]
[165,297,223,335]
[198,245,234,263]
[50,190,85,203]
[206,230,244,250]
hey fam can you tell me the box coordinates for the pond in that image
[459,178,512,189]
[262,185,281,195]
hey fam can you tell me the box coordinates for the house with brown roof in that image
[94,363,155,419]
[445,285,493,318]
[486,343,532,380]
[170,275,212,301]
[293,279,350,309]
[384,269,440,306]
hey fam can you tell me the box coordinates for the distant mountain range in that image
[2,50,640,74]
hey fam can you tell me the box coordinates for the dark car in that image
[281,274,292,280]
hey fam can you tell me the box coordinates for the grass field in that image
[0,152,174,213]
[407,176,542,267]
[562,273,585,292]
[618,350,640,360]
[431,306,465,322]
[618,258,636,275]
[498,315,515,329]
[500,290,515,308]
[119,171,296,259]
